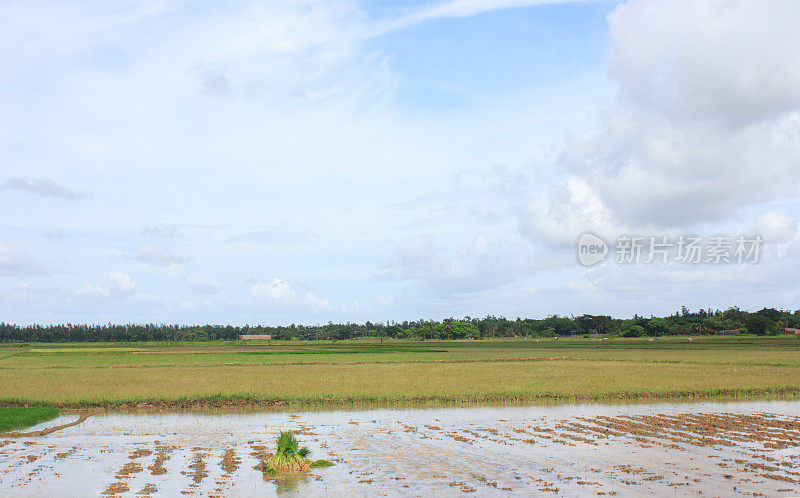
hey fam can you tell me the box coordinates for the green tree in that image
[644,318,669,337]
[747,315,779,336]
[622,325,645,337]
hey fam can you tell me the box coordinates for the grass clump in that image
[0,406,60,433]
[261,431,333,475]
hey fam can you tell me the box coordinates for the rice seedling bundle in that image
[262,431,334,475]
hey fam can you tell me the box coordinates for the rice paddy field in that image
[1,336,799,408]
[0,407,60,433]
[2,401,800,496]
[2,336,800,496]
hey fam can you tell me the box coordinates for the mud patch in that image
[148,443,175,476]
[221,448,240,474]
[135,483,158,495]
[130,448,153,459]
[101,482,129,495]
[116,461,143,478]
[185,449,208,484]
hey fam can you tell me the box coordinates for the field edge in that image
[1,385,799,411]
[0,406,61,433]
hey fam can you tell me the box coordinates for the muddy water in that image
[1,400,799,496]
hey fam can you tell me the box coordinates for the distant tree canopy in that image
[1,307,798,342]
[745,314,780,336]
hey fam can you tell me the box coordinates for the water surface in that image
[1,400,799,496]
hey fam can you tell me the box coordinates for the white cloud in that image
[130,243,189,267]
[76,271,136,300]
[558,243,800,316]
[306,291,333,312]
[560,106,800,226]
[76,282,110,298]
[538,0,800,229]
[2,176,88,200]
[608,0,800,127]
[0,241,50,276]
[340,299,359,313]
[193,62,230,96]
[184,277,219,295]
[225,228,315,245]
[377,293,394,307]
[756,211,797,243]
[472,234,489,255]
[520,176,621,246]
[377,234,537,300]
[508,0,800,318]
[250,279,296,304]
[140,225,182,239]
[4,0,800,324]
[108,271,136,293]
[380,0,598,33]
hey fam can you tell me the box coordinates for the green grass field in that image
[0,406,60,432]
[1,336,798,409]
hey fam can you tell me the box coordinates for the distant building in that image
[783,328,800,336]
[238,334,272,340]
[720,329,739,335]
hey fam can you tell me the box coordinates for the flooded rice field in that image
[1,400,799,496]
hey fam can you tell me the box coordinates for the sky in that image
[1,0,799,326]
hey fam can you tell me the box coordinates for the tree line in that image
[1,307,798,343]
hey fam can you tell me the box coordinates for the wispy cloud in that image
[77,271,137,300]
[128,244,190,267]
[251,279,297,304]
[2,176,88,200]
[184,277,220,295]
[372,0,600,36]
[306,290,333,312]
[0,241,51,276]
[225,228,315,245]
[140,225,182,239]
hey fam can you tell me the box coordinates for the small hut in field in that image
[238,334,272,341]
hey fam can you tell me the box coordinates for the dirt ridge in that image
[2,386,799,411]
[0,413,92,438]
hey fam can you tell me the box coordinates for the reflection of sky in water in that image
[2,400,799,497]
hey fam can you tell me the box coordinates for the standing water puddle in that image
[1,400,799,496]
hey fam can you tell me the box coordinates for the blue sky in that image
[1,0,799,325]
[367,2,613,109]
